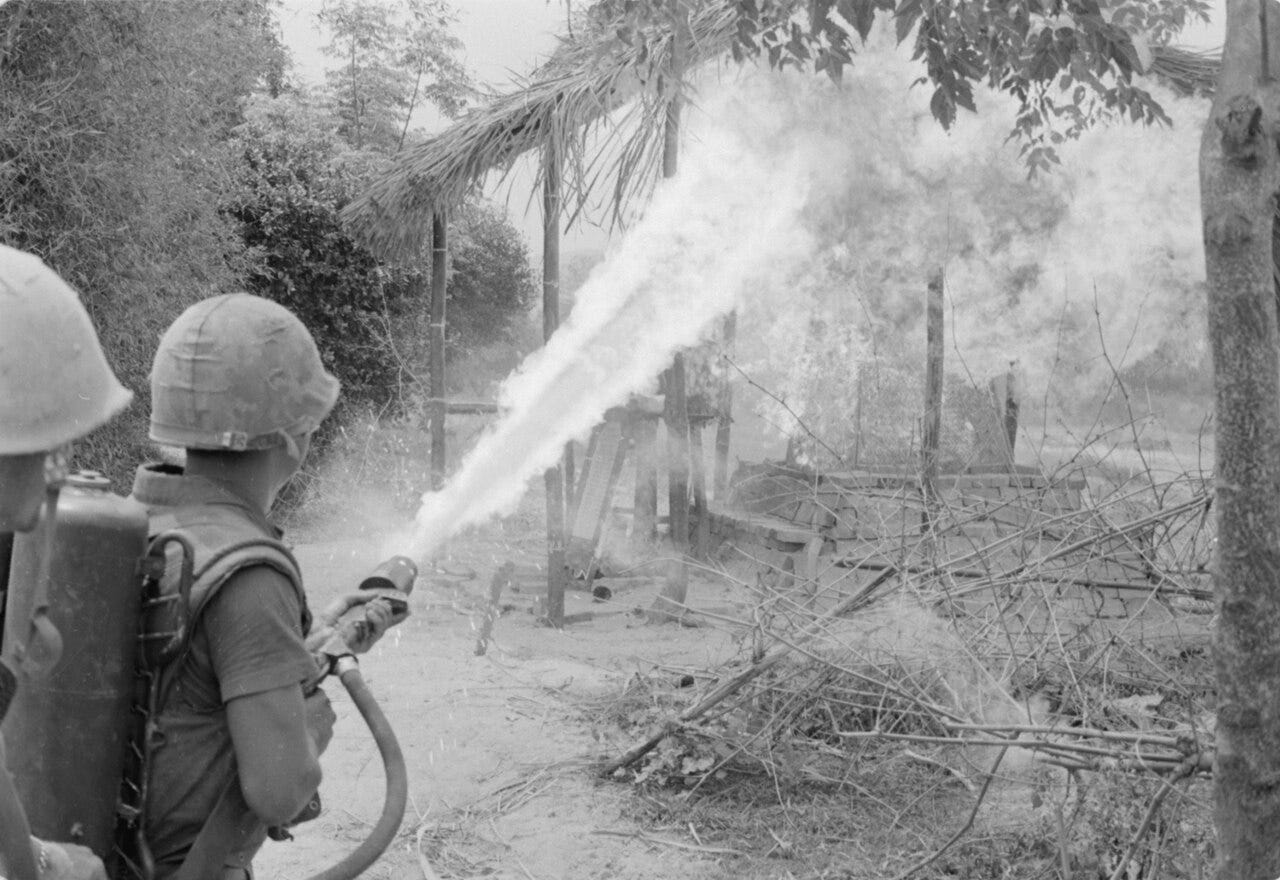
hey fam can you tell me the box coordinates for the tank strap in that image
[152,536,305,711]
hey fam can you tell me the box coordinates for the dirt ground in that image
[254,517,749,880]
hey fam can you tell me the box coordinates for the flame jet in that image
[392,123,811,561]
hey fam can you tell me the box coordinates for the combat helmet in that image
[149,293,339,451]
[0,245,133,455]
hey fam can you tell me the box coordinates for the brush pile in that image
[597,465,1216,873]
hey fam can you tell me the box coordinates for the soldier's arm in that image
[205,565,326,827]
[225,685,324,826]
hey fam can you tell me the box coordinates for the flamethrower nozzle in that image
[358,555,417,595]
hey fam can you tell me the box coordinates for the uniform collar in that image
[131,462,283,538]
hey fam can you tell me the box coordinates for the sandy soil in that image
[254,528,746,880]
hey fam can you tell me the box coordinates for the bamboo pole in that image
[921,269,944,533]
[649,0,692,619]
[543,142,567,627]
[664,353,690,548]
[429,212,448,490]
[661,13,690,551]
[690,416,710,557]
[713,310,737,499]
[1002,362,1019,459]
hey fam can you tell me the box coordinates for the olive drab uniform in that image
[120,464,314,880]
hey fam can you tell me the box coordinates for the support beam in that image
[542,142,567,628]
[632,410,658,542]
[664,354,690,549]
[921,269,944,534]
[713,311,737,498]
[429,212,448,490]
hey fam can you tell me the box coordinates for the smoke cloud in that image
[391,28,1210,556]
[393,116,812,559]
[710,29,1209,459]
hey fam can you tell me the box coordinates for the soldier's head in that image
[149,293,339,502]
[0,246,131,531]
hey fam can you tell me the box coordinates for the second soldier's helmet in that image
[149,293,339,451]
[0,245,133,455]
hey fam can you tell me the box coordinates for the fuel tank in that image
[1,472,148,855]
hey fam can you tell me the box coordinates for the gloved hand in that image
[304,687,336,756]
[35,840,107,880]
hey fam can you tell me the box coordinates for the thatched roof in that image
[1148,44,1220,96]
[341,2,1221,264]
[341,4,737,263]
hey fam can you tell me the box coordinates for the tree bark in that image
[1204,2,1280,876]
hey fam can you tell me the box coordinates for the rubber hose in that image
[305,659,407,880]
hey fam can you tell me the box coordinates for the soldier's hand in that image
[37,841,107,880]
[338,597,405,655]
[304,688,336,755]
[314,590,408,631]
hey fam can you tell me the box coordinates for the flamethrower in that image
[1,468,420,880]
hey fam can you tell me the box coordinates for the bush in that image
[0,0,284,483]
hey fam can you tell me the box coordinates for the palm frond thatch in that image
[341,3,738,263]
[1148,44,1221,96]
[341,0,1223,265]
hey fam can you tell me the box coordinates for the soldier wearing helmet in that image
[0,244,130,880]
[127,294,400,880]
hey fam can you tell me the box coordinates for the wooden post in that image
[921,269,944,533]
[690,415,710,557]
[1002,362,1019,458]
[664,354,690,549]
[543,142,567,627]
[649,1,692,621]
[713,311,736,499]
[632,412,658,542]
[661,17,689,551]
[429,212,448,490]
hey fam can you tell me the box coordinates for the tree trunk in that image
[1204,3,1280,876]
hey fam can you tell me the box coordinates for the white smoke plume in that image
[391,28,1210,556]
[713,29,1209,459]
[393,115,812,560]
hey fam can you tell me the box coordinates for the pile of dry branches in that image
[597,459,1216,875]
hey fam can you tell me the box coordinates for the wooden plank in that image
[569,421,626,544]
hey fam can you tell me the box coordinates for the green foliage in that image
[0,0,284,482]
[225,93,429,415]
[320,0,471,153]
[225,92,538,416]
[600,0,1210,171]
[446,201,538,358]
